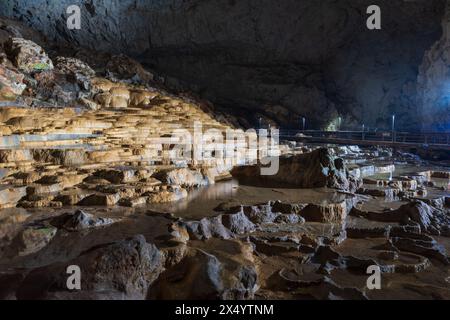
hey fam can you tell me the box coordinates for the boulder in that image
[16,235,164,299]
[148,249,223,299]
[5,37,53,73]
[182,216,232,240]
[26,183,64,196]
[8,225,57,257]
[357,187,401,200]
[0,64,26,99]
[346,226,390,239]
[201,166,232,184]
[94,168,136,184]
[400,201,434,231]
[50,209,116,231]
[148,245,258,300]
[221,210,256,234]
[161,242,189,268]
[168,222,190,244]
[54,56,95,92]
[31,69,83,105]
[147,188,188,203]
[242,203,280,224]
[153,168,208,188]
[181,209,256,241]
[106,54,153,83]
[54,56,95,79]
[119,196,147,208]
[232,148,361,192]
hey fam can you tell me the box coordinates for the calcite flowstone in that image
[0,186,27,208]
[301,201,348,224]
[147,188,188,203]
[0,149,33,162]
[0,70,237,210]
[77,193,121,206]
[94,168,136,184]
[154,167,208,188]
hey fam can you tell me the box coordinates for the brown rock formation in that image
[232,148,361,192]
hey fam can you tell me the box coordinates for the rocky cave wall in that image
[0,0,447,130]
[417,1,450,132]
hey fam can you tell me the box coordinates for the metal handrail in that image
[277,129,450,146]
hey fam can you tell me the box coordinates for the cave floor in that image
[0,157,448,300]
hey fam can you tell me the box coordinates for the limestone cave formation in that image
[0,0,448,302]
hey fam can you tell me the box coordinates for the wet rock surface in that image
[15,235,164,300]
[50,209,116,232]
[0,145,448,300]
[148,242,258,300]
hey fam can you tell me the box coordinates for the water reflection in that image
[147,179,239,218]
[146,179,352,219]
[0,133,100,149]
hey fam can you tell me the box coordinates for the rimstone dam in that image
[0,0,448,301]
